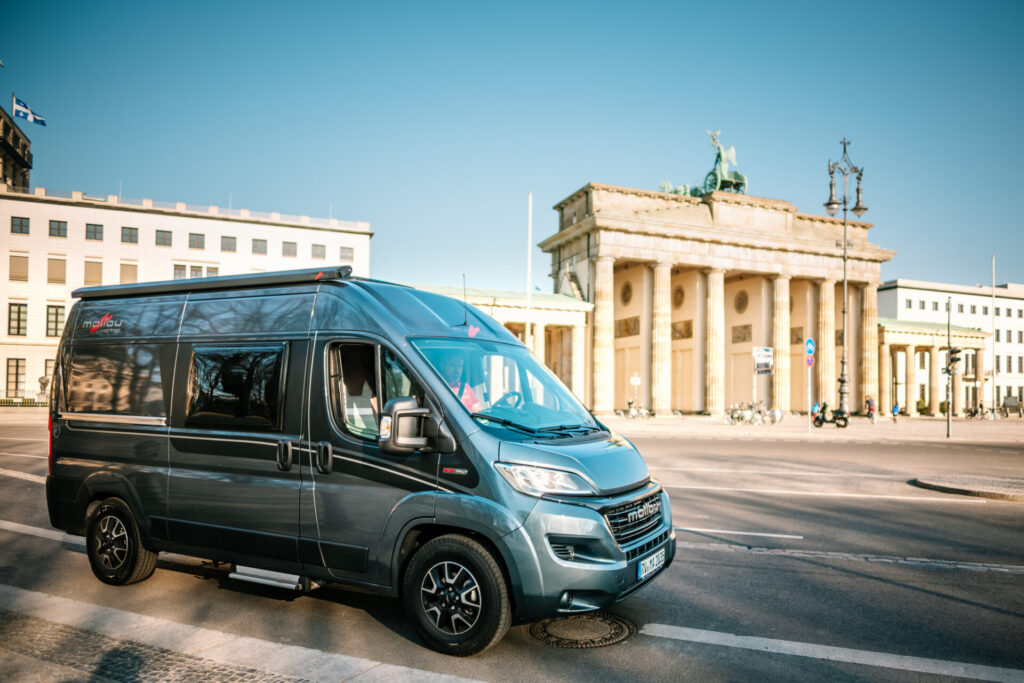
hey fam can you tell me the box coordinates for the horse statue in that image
[702,130,747,194]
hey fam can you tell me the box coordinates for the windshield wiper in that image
[537,423,602,435]
[471,413,540,435]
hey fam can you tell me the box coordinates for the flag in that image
[12,96,46,126]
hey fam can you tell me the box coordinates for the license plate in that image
[637,548,666,581]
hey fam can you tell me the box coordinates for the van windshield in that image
[411,337,599,434]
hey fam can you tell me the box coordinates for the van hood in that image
[498,433,650,496]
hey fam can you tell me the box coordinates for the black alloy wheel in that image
[86,497,157,585]
[403,534,511,656]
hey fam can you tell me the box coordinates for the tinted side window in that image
[186,345,287,431]
[66,344,166,416]
[328,344,423,442]
[381,348,424,408]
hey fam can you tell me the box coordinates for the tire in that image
[835,416,849,428]
[85,497,157,586]
[813,416,823,428]
[403,534,511,656]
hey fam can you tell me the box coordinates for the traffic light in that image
[949,348,961,365]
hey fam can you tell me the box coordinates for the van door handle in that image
[316,441,333,474]
[276,440,294,471]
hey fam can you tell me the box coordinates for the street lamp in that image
[824,138,867,416]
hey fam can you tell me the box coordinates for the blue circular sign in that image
[805,338,815,355]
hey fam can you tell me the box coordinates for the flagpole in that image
[991,254,996,411]
[526,192,533,352]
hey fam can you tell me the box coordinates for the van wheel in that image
[86,497,157,585]
[403,534,511,656]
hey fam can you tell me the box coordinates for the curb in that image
[910,478,1024,502]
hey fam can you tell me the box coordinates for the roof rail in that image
[73,265,353,300]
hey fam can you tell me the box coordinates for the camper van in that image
[45,266,675,655]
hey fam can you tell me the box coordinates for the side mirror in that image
[379,397,429,455]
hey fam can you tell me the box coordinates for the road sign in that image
[805,338,815,355]
[806,355,815,367]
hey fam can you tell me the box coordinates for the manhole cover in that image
[529,613,636,648]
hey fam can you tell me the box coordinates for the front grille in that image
[625,530,669,562]
[603,492,663,546]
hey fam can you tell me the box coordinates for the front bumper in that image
[500,484,676,621]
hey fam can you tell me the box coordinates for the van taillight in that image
[48,414,54,475]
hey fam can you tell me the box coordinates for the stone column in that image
[651,262,672,415]
[975,348,985,411]
[929,346,941,415]
[772,276,791,412]
[533,323,546,365]
[592,256,615,414]
[571,324,585,400]
[952,355,963,416]
[705,269,726,416]
[861,284,879,412]
[905,347,918,416]
[879,342,891,416]
[818,280,837,407]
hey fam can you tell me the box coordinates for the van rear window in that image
[66,344,168,416]
[186,345,287,431]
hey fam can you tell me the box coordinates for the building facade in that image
[879,279,1023,412]
[540,183,894,415]
[1,106,32,190]
[1,184,371,400]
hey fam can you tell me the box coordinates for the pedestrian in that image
[865,395,876,424]
[892,401,899,424]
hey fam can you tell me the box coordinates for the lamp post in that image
[824,138,867,416]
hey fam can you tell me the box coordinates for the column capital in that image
[654,260,673,270]
[772,274,792,282]
[594,255,616,264]
[707,267,727,276]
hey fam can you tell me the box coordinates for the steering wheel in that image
[493,391,524,409]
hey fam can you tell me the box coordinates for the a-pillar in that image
[905,347,918,416]
[651,262,672,414]
[592,256,615,414]
[571,324,585,400]
[818,280,837,406]
[705,268,726,416]
[975,348,985,411]
[928,346,941,415]
[879,342,891,416]
[771,276,791,412]
[861,284,879,410]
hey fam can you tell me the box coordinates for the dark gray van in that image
[46,266,675,655]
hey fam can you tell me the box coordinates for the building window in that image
[919,300,925,310]
[932,301,939,311]
[84,261,102,286]
[996,356,1001,372]
[122,227,139,243]
[945,302,950,312]
[282,241,297,257]
[8,303,28,335]
[156,230,172,246]
[86,224,104,240]
[173,265,186,280]
[1019,309,1023,318]
[207,267,219,277]
[221,236,236,252]
[47,258,66,284]
[252,239,267,255]
[1019,357,1023,374]
[1007,355,1013,371]
[120,263,138,284]
[958,304,964,313]
[189,233,205,249]
[10,217,29,234]
[312,244,326,260]
[46,305,65,337]
[996,330,1001,342]
[190,266,203,279]
[983,306,989,315]
[996,307,1001,316]
[1008,329,1013,343]
[9,255,28,281]
[44,359,55,382]
[970,305,976,314]
[49,220,67,237]
[6,359,26,398]
[1019,331,1023,344]
[905,299,912,309]
[339,246,354,263]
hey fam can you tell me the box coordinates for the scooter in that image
[812,402,849,428]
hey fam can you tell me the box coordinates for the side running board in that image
[228,565,312,592]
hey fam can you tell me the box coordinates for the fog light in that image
[559,591,574,609]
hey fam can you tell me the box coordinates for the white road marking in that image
[0,450,46,459]
[664,484,988,503]
[0,467,46,484]
[0,437,47,442]
[641,623,1024,681]
[0,583,480,682]
[675,527,804,539]
[0,519,83,546]
[653,467,896,478]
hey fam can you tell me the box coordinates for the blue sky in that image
[3,1,1022,292]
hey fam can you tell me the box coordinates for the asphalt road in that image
[1,420,1022,682]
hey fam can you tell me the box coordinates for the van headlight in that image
[494,462,596,497]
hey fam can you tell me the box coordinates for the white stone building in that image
[1,184,371,401]
[879,279,1023,413]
